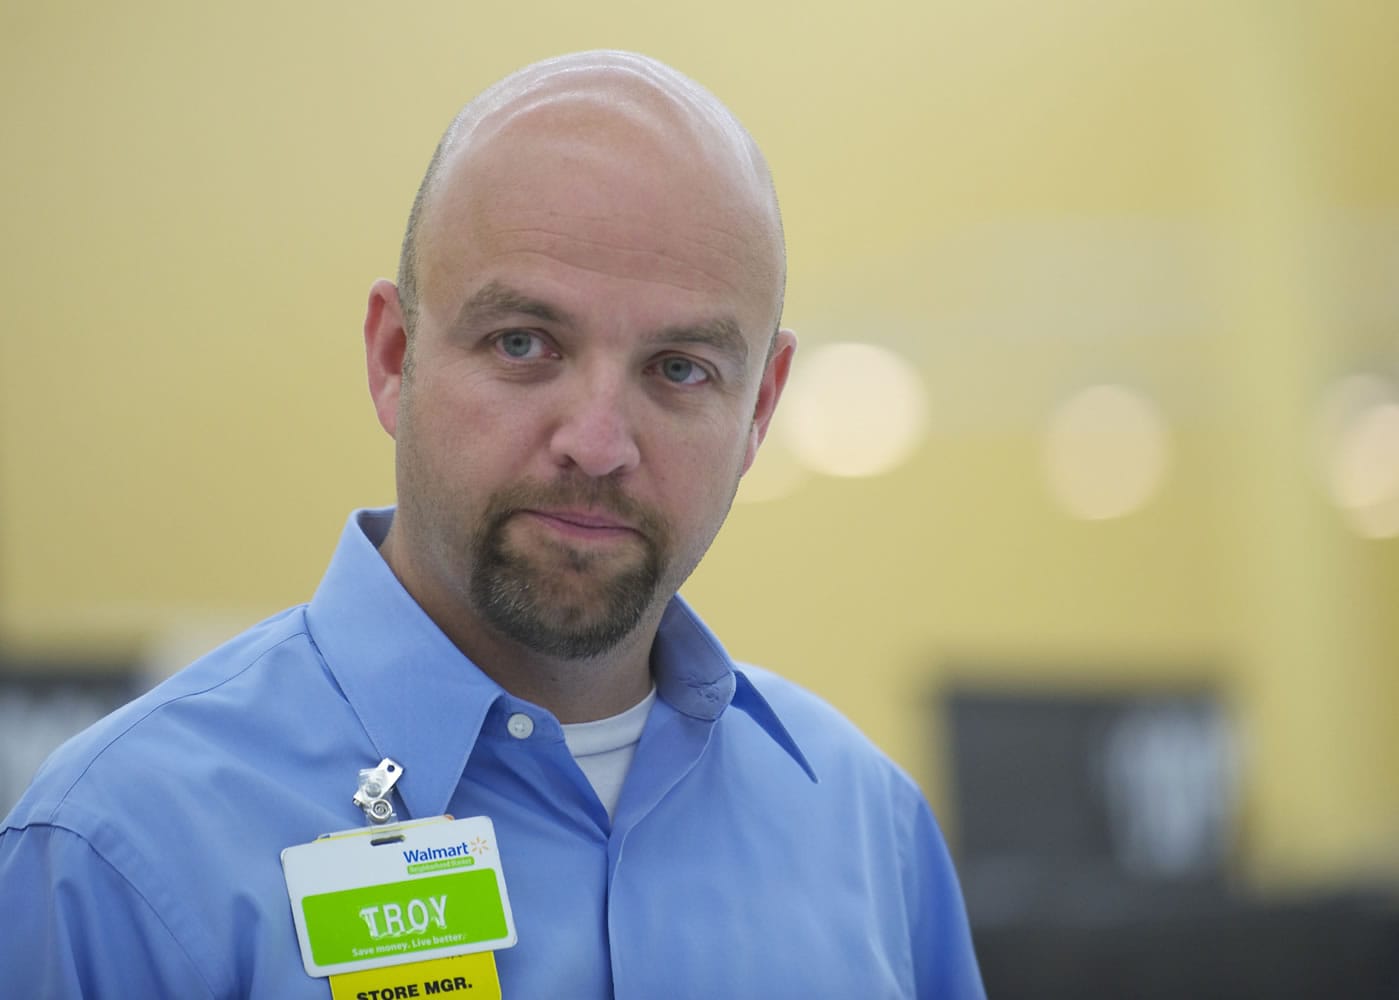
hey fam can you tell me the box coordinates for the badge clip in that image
[353,757,403,825]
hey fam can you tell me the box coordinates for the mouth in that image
[516,508,642,542]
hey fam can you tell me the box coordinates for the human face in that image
[366,108,793,663]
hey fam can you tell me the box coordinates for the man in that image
[0,52,984,997]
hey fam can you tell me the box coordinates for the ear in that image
[364,278,408,438]
[741,328,797,475]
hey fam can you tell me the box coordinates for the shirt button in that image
[506,713,535,740]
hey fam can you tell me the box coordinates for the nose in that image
[548,372,642,478]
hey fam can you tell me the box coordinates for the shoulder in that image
[734,663,926,804]
[736,662,861,733]
[6,605,318,830]
[729,663,984,994]
[0,608,328,1000]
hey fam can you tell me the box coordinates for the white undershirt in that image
[561,687,657,821]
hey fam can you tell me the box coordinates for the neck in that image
[455,614,659,723]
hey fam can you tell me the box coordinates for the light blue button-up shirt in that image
[0,509,984,998]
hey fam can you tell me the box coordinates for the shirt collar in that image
[653,598,817,782]
[306,508,816,820]
[306,508,505,822]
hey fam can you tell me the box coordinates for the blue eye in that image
[498,331,540,359]
[659,356,708,385]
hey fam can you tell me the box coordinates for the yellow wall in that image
[3,1,1396,888]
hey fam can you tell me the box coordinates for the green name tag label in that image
[303,868,509,966]
[282,815,518,978]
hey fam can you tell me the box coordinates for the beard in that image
[466,477,669,660]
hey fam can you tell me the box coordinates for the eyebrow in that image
[455,280,750,370]
[648,317,749,370]
[455,280,571,328]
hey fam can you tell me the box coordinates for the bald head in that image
[396,51,786,345]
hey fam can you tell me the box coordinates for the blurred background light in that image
[1318,374,1399,539]
[1043,383,1171,521]
[780,341,929,479]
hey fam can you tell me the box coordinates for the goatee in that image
[469,478,668,660]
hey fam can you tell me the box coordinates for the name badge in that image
[282,815,518,982]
